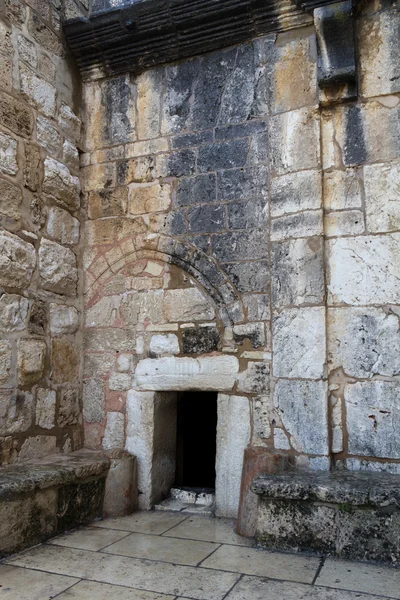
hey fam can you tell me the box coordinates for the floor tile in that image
[48,526,131,551]
[56,580,175,599]
[163,515,254,546]
[224,575,388,600]
[6,544,240,600]
[92,511,188,535]
[317,558,400,599]
[200,544,321,583]
[0,564,78,600]
[103,531,218,566]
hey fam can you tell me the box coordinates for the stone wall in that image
[80,0,400,498]
[0,0,85,465]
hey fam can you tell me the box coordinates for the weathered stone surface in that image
[323,169,362,211]
[0,178,22,220]
[165,288,215,322]
[243,295,270,322]
[238,362,270,395]
[197,139,249,173]
[273,307,326,379]
[271,210,323,242]
[233,323,265,348]
[325,210,364,237]
[18,35,37,68]
[0,390,33,436]
[0,132,18,175]
[20,64,56,117]
[327,234,400,305]
[88,187,128,219]
[0,90,34,138]
[271,170,322,217]
[108,372,131,391]
[270,108,320,175]
[346,381,400,459]
[150,334,180,356]
[0,294,29,332]
[359,8,400,98]
[17,338,46,385]
[52,339,79,384]
[49,303,79,336]
[84,328,135,353]
[83,378,106,423]
[103,412,125,450]
[103,450,138,517]
[182,327,220,355]
[0,341,12,385]
[129,183,171,215]
[24,143,41,192]
[216,394,250,518]
[84,353,115,378]
[364,161,400,233]
[58,103,81,142]
[39,238,78,296]
[176,174,216,207]
[213,230,267,262]
[29,13,63,56]
[36,388,56,430]
[63,139,79,171]
[43,158,80,212]
[85,296,121,328]
[137,69,162,140]
[37,116,62,156]
[227,198,268,230]
[135,355,239,391]
[217,166,268,201]
[268,34,317,114]
[272,238,324,307]
[188,204,226,233]
[28,300,47,335]
[328,307,400,379]
[274,379,329,455]
[58,386,80,427]
[46,207,80,245]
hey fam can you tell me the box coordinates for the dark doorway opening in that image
[175,391,217,490]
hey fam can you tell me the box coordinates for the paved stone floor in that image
[1,512,399,599]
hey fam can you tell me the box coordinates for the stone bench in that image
[0,451,110,558]
[251,471,400,564]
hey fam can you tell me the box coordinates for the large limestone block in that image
[0,231,36,289]
[36,388,56,429]
[39,238,78,296]
[103,412,125,450]
[274,379,329,455]
[273,307,326,379]
[165,287,215,321]
[0,132,18,175]
[17,338,46,385]
[0,294,29,332]
[83,378,105,423]
[327,234,400,305]
[46,206,80,245]
[0,340,12,385]
[328,307,400,378]
[364,162,400,234]
[149,334,180,356]
[135,355,239,391]
[346,381,400,459]
[49,303,79,335]
[216,394,250,518]
[43,158,80,212]
[0,390,33,435]
[20,64,56,117]
[0,178,22,220]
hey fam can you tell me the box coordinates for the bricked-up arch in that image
[85,233,245,326]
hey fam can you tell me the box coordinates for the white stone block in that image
[327,234,400,305]
[109,372,132,391]
[49,303,79,336]
[364,161,400,233]
[346,381,400,459]
[216,394,250,518]
[135,355,239,391]
[150,334,180,356]
[274,379,329,455]
[165,287,215,321]
[103,412,125,450]
[273,307,326,379]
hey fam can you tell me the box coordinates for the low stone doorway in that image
[175,392,218,490]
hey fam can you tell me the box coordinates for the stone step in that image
[154,487,215,515]
[251,471,400,565]
[170,487,215,505]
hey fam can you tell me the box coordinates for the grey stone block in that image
[228,198,268,230]
[182,327,221,355]
[197,139,249,173]
[176,173,216,207]
[212,230,267,261]
[188,204,226,233]
[223,261,269,293]
[218,166,268,201]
